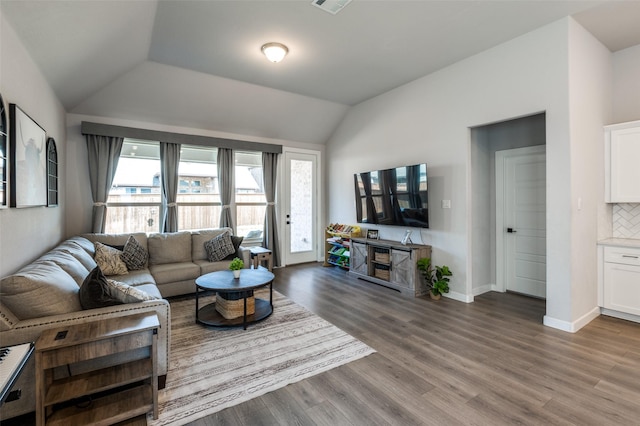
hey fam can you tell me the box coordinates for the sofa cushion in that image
[204,232,236,262]
[0,261,82,320]
[121,236,148,270]
[57,242,98,271]
[38,250,90,286]
[194,259,233,275]
[149,262,200,285]
[65,236,96,256]
[83,232,148,252]
[94,242,128,276]
[132,284,163,299]
[191,228,232,261]
[108,269,156,287]
[148,232,192,265]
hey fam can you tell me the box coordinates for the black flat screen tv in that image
[354,163,429,228]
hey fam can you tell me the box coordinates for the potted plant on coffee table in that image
[229,257,244,278]
[416,257,452,300]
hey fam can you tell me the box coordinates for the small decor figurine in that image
[229,257,244,278]
[416,257,452,300]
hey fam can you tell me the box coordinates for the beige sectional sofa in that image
[0,227,250,419]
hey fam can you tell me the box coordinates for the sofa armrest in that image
[238,246,252,268]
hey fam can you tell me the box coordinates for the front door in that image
[283,151,318,265]
[496,145,546,298]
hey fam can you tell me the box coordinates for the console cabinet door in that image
[606,122,640,202]
[351,242,368,275]
[390,249,412,288]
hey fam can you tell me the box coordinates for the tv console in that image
[350,237,431,297]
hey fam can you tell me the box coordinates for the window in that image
[235,151,265,242]
[177,145,220,231]
[106,140,267,239]
[106,139,161,234]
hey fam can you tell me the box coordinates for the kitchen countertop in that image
[598,238,640,248]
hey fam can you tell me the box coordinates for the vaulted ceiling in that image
[2,1,640,144]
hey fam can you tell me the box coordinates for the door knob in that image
[507,228,516,233]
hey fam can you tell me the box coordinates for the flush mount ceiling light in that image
[261,42,289,63]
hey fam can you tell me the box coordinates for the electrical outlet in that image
[442,200,451,209]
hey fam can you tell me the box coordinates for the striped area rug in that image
[147,291,375,425]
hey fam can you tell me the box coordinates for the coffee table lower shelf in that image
[197,298,273,328]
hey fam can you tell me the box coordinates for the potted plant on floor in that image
[417,257,452,300]
[229,257,244,278]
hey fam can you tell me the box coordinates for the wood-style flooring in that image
[4,262,639,425]
[195,262,640,426]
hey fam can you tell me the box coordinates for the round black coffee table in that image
[195,268,275,329]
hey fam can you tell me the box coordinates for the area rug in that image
[147,291,375,425]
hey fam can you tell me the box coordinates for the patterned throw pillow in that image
[106,279,159,303]
[94,242,128,276]
[204,232,236,262]
[121,236,148,270]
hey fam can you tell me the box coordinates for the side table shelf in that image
[35,312,159,426]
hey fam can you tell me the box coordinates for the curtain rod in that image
[81,122,283,154]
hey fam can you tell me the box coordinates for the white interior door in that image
[283,151,318,265]
[496,146,546,298]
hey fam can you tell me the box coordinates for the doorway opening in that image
[469,113,547,303]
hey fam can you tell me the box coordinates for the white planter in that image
[232,270,241,279]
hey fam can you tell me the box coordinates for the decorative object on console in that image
[367,229,379,240]
[229,257,244,278]
[9,104,47,208]
[417,258,452,300]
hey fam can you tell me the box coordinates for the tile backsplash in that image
[613,203,640,239]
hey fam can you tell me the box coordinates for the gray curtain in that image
[262,152,280,267]
[85,134,124,233]
[217,148,235,230]
[160,142,181,232]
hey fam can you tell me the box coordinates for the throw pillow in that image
[121,235,148,271]
[94,242,128,276]
[204,232,236,262]
[224,235,244,260]
[79,266,122,309]
[105,279,159,304]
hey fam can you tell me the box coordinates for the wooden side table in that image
[35,312,159,426]
[250,247,273,271]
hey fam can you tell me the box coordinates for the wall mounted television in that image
[354,163,429,228]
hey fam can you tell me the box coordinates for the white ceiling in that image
[2,0,640,143]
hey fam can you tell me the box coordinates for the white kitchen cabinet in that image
[605,120,640,202]
[602,245,640,316]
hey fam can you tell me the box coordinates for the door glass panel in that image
[290,159,313,253]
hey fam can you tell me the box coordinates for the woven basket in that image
[374,252,390,263]
[216,294,256,319]
[374,268,390,281]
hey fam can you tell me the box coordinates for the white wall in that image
[565,19,613,330]
[325,17,622,331]
[613,44,640,123]
[327,18,572,308]
[0,12,67,277]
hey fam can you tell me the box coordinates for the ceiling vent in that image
[311,0,352,15]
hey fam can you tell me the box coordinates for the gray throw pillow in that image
[121,235,148,270]
[224,235,244,260]
[79,266,123,309]
[204,232,236,262]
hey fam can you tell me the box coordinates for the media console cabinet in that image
[350,237,431,296]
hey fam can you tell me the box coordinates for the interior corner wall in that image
[612,43,640,123]
[567,18,613,328]
[0,12,67,277]
[326,19,574,319]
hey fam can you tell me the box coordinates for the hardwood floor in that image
[194,262,640,426]
[5,262,638,425]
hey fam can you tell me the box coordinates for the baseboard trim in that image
[543,307,600,333]
[600,308,640,324]
[445,291,473,303]
[473,284,494,296]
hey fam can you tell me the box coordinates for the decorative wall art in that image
[10,104,47,208]
[0,94,7,208]
[47,137,58,206]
